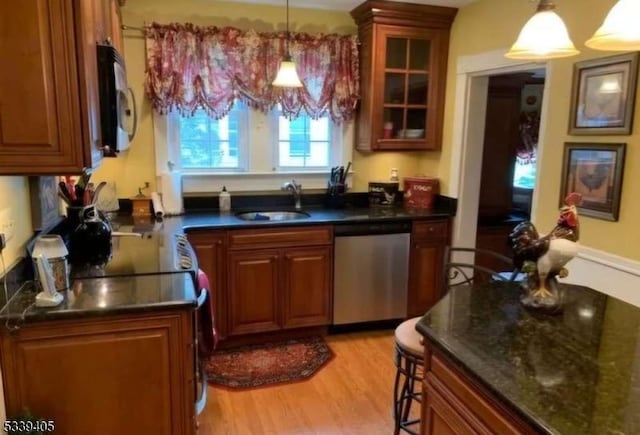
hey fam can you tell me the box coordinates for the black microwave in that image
[96,44,136,157]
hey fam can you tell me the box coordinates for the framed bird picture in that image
[560,142,626,221]
[568,53,639,135]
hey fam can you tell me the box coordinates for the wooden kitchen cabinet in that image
[282,246,333,329]
[189,226,334,341]
[422,379,479,435]
[227,226,334,337]
[1,311,196,435]
[407,220,449,317]
[0,0,105,174]
[96,0,125,53]
[351,1,457,151]
[188,231,228,338]
[422,348,534,435]
[227,249,280,335]
[107,0,125,54]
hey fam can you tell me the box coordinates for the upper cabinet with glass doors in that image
[351,1,457,151]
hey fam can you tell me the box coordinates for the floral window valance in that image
[144,22,360,123]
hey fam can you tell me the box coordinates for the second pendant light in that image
[505,0,579,60]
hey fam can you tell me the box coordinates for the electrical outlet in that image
[0,208,15,242]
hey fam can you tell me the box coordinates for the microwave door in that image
[113,62,132,151]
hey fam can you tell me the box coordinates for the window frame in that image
[154,107,353,193]
[169,105,251,173]
[269,110,343,173]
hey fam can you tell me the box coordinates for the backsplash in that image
[0,257,32,308]
[0,176,33,267]
[182,192,457,214]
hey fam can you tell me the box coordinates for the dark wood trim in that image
[350,0,458,28]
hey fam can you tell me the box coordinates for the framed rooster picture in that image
[560,142,626,221]
[569,53,639,135]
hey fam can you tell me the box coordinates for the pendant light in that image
[586,0,640,51]
[505,0,579,60]
[272,0,303,87]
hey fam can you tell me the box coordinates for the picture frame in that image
[568,53,639,135]
[560,142,626,221]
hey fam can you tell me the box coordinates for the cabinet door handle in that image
[216,240,223,245]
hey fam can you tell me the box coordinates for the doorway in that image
[475,70,545,263]
[447,49,551,251]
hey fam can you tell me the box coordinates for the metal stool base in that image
[393,343,424,435]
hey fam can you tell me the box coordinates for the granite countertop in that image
[0,201,455,324]
[112,203,455,249]
[0,273,197,325]
[178,203,453,232]
[417,282,640,435]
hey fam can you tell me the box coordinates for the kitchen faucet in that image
[282,180,302,209]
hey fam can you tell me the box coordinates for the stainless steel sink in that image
[235,211,310,221]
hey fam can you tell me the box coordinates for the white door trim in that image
[447,48,549,248]
[561,245,640,307]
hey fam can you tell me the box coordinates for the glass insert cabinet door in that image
[374,26,443,150]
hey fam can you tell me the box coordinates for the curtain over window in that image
[144,23,360,124]
[517,110,539,164]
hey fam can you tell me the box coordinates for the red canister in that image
[403,176,439,210]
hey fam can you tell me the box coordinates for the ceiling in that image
[219,0,477,11]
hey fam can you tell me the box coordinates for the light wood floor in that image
[197,330,418,435]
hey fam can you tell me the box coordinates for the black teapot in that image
[70,205,112,265]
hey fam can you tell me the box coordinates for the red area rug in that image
[206,337,333,389]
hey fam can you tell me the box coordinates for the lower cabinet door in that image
[423,379,481,435]
[281,246,333,328]
[228,249,280,335]
[188,231,228,339]
[408,240,446,317]
[1,313,195,435]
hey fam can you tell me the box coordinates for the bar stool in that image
[393,317,424,435]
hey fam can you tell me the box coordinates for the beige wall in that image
[92,0,428,194]
[92,0,640,259]
[0,177,33,267]
[435,0,640,260]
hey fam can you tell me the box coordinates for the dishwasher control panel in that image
[333,221,411,236]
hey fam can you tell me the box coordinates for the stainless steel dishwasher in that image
[333,221,411,325]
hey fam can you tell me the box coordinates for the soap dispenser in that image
[219,186,231,212]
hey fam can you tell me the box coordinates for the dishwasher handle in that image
[334,221,411,236]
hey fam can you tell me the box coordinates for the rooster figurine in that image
[509,192,582,313]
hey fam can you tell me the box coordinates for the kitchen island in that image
[0,275,200,435]
[417,281,640,435]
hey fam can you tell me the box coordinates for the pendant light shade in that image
[505,0,579,60]
[272,0,303,88]
[273,57,303,87]
[586,0,640,51]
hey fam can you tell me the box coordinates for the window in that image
[513,159,537,189]
[160,104,350,192]
[178,104,247,170]
[277,114,331,169]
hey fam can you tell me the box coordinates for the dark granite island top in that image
[417,282,640,435]
[0,272,198,324]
